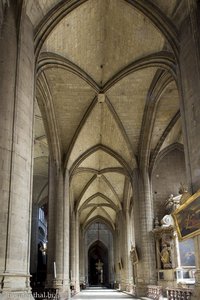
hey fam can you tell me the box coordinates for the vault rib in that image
[103,51,176,92]
[138,70,174,170]
[37,52,100,92]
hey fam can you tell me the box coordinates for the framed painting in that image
[173,190,200,240]
[179,239,196,266]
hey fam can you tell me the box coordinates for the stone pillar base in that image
[0,292,34,300]
[75,284,80,294]
[52,281,71,300]
[45,277,71,299]
[136,282,148,297]
[58,290,71,300]
[0,273,34,300]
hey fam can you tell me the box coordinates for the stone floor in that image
[72,288,134,299]
[72,287,167,300]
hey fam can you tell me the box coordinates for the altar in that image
[153,192,196,294]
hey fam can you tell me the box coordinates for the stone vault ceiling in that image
[43,0,165,85]
[34,0,184,227]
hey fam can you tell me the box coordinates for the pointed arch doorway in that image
[88,240,109,286]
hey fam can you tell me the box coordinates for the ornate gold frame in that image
[172,190,200,240]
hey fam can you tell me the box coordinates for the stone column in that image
[63,170,70,298]
[70,211,80,293]
[179,0,200,192]
[70,212,76,287]
[84,233,89,285]
[134,171,156,296]
[75,213,80,293]
[79,227,85,285]
[125,210,134,292]
[108,233,114,287]
[53,170,65,288]
[30,203,39,280]
[53,169,70,299]
[46,158,56,287]
[114,213,122,288]
[0,3,35,299]
[179,1,200,298]
[46,166,70,299]
[119,211,130,292]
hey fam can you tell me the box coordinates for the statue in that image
[130,244,138,265]
[165,194,181,213]
[95,259,103,271]
[95,259,104,284]
[165,183,191,213]
[179,183,191,205]
[160,243,172,269]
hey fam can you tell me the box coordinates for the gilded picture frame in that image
[172,190,200,240]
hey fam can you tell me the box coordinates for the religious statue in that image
[165,183,191,213]
[179,183,191,205]
[95,259,103,271]
[95,259,104,284]
[165,194,181,213]
[160,243,172,269]
[130,244,138,265]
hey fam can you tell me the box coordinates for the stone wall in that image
[152,148,187,218]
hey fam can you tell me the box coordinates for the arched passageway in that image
[1,1,200,300]
[83,222,114,288]
[88,241,109,286]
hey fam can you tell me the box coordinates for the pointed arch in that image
[78,192,121,213]
[138,70,175,170]
[37,52,100,92]
[75,175,122,211]
[69,144,134,178]
[36,72,61,167]
[83,216,115,231]
[34,0,179,59]
[151,142,184,175]
[72,167,128,178]
[103,52,177,92]
[149,111,181,172]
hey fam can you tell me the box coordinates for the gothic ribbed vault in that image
[32,0,185,229]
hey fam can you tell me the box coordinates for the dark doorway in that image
[36,242,47,286]
[88,241,109,286]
